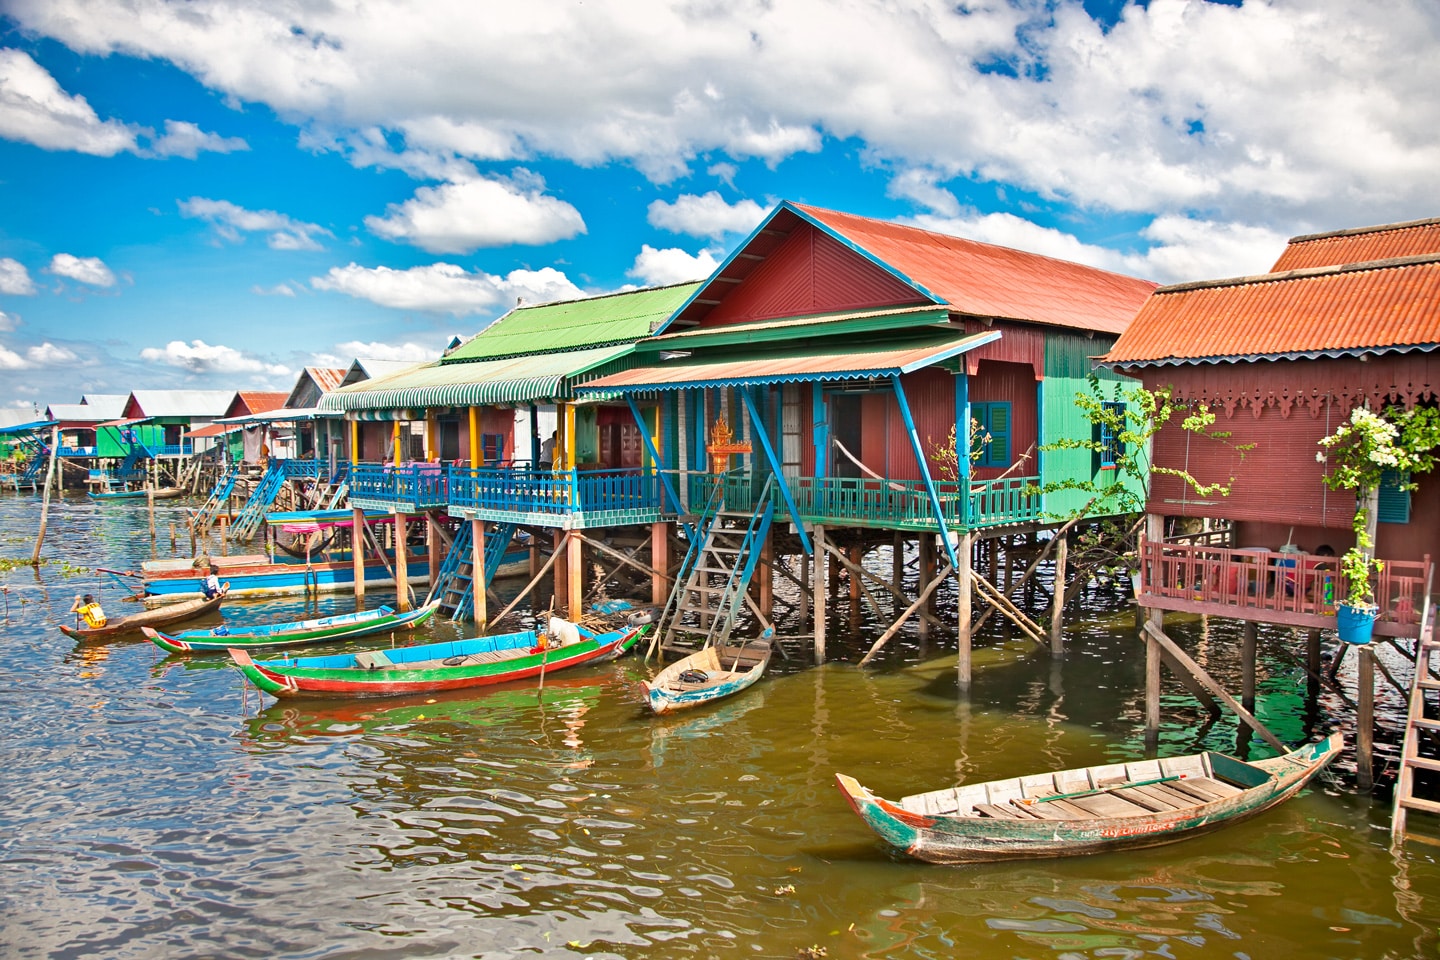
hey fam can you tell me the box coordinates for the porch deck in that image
[1138,539,1431,639]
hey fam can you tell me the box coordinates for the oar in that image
[1022,774,1183,805]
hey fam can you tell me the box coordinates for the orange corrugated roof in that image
[235,392,289,414]
[306,367,346,393]
[1105,255,1440,365]
[794,204,1158,335]
[1272,218,1440,271]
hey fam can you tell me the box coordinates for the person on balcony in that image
[539,430,557,469]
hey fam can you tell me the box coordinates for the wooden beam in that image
[491,532,567,626]
[1049,535,1068,654]
[859,562,955,666]
[972,571,1046,646]
[1142,620,1287,753]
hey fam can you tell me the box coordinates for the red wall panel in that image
[969,360,1038,481]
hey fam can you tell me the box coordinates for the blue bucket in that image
[1336,603,1378,646]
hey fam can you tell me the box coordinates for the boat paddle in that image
[1020,774,1184,805]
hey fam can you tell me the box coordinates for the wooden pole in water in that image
[471,517,486,626]
[1048,534,1068,655]
[957,532,973,688]
[813,524,827,665]
[148,486,157,559]
[651,520,668,608]
[395,511,410,611]
[1143,513,1165,748]
[566,532,583,620]
[352,507,365,600]
[1357,646,1375,791]
[30,425,60,565]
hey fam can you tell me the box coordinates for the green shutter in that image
[1377,469,1411,524]
[987,402,1011,466]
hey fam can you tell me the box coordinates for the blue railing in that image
[349,462,451,510]
[149,443,193,457]
[57,445,98,457]
[448,464,665,519]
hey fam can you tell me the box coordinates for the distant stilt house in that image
[320,283,701,617]
[43,394,128,460]
[578,201,1157,672]
[1104,216,1440,812]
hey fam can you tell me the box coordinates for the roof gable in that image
[285,367,346,408]
[443,282,700,364]
[665,201,1155,336]
[123,390,238,419]
[226,392,288,417]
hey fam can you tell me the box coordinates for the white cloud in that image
[9,0,1439,231]
[0,310,18,332]
[179,197,331,251]
[0,48,138,155]
[0,258,36,295]
[648,192,766,240]
[150,119,247,159]
[26,342,77,365]
[365,171,586,254]
[332,340,437,363]
[312,262,584,316]
[47,253,116,287]
[628,244,719,286]
[0,343,26,369]
[140,338,290,375]
[252,282,297,297]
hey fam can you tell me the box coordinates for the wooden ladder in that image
[1393,567,1440,844]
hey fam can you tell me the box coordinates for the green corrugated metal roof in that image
[444,282,701,363]
[320,344,637,412]
[645,305,951,350]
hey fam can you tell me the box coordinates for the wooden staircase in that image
[1393,587,1440,843]
[654,475,775,656]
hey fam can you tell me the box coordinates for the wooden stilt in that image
[1143,513,1165,746]
[427,513,443,589]
[552,529,566,616]
[813,525,827,665]
[821,537,939,626]
[1306,629,1322,701]
[30,425,60,565]
[918,535,935,640]
[1358,646,1375,791]
[1048,534,1068,655]
[1241,622,1258,713]
[567,531,584,620]
[798,552,811,627]
[471,518,486,627]
[394,512,410,611]
[652,521,669,608]
[848,546,862,604]
[858,561,954,666]
[352,507,365,600]
[892,532,904,600]
[957,532,973,688]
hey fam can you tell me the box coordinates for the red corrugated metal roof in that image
[793,204,1157,335]
[1104,255,1440,364]
[1272,218,1440,271]
[581,331,999,392]
[307,367,346,393]
[234,392,289,415]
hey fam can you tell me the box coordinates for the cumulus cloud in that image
[628,244,719,286]
[179,197,331,251]
[8,0,1438,232]
[47,253,116,287]
[140,339,290,376]
[648,192,766,240]
[26,342,77,365]
[333,341,437,363]
[365,171,586,254]
[312,262,584,315]
[150,119,247,159]
[0,48,137,155]
[0,310,18,332]
[0,343,26,369]
[0,258,36,295]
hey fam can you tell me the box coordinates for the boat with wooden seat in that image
[640,637,772,714]
[229,617,646,699]
[835,732,1342,864]
[58,588,228,641]
[142,600,438,653]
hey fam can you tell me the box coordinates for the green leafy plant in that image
[1318,404,1440,608]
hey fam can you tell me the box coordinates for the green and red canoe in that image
[143,600,438,653]
[836,732,1342,864]
[230,617,645,699]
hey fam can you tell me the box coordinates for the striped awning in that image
[577,330,1000,396]
[320,343,637,413]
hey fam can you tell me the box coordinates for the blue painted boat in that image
[640,638,773,714]
[142,600,438,653]
[140,552,435,602]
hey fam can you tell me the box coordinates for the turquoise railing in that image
[349,462,450,510]
[967,476,1043,527]
[447,464,665,519]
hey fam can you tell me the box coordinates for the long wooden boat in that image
[142,600,438,653]
[835,733,1342,864]
[59,589,228,641]
[140,551,435,603]
[89,486,186,501]
[640,638,772,714]
[230,618,646,699]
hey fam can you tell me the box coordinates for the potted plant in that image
[1318,405,1440,645]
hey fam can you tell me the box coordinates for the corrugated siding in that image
[1108,259,1440,364]
[885,367,955,483]
[1042,333,1142,516]
[702,223,926,327]
[970,360,1037,482]
[1273,221,1440,271]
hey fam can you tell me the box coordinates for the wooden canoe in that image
[88,487,186,501]
[836,732,1342,864]
[230,617,646,699]
[142,600,438,653]
[640,638,772,714]
[59,587,228,641]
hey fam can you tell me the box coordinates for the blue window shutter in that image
[1377,469,1411,524]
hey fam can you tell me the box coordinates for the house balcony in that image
[1138,539,1432,639]
[792,474,1042,532]
[57,445,98,458]
[348,462,451,513]
[447,463,668,529]
[151,442,194,457]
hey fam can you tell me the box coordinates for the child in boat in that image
[70,593,107,629]
[201,564,227,600]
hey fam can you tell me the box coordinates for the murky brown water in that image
[2,492,1438,959]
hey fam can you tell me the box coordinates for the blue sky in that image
[1,0,1437,414]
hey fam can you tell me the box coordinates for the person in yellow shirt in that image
[70,593,107,629]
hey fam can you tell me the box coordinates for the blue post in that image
[740,388,812,556]
[894,375,959,571]
[625,395,694,542]
[812,381,828,478]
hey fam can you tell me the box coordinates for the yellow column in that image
[349,419,359,465]
[563,403,577,469]
[425,412,438,462]
[468,406,480,469]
